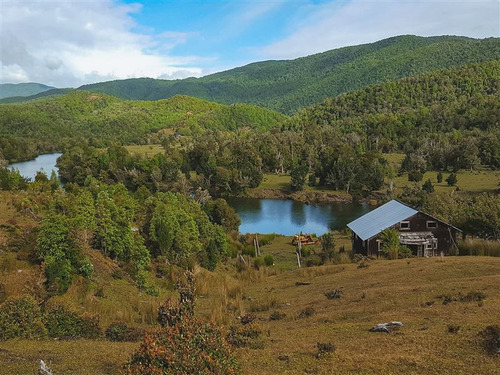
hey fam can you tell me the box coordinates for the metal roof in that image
[347,200,418,241]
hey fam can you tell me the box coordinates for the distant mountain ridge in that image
[2,35,500,113]
[0,83,56,99]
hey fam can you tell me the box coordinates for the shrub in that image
[125,319,239,374]
[226,324,261,348]
[316,342,335,358]
[298,307,315,319]
[301,247,311,257]
[263,254,274,266]
[306,258,321,267]
[324,289,343,300]
[0,296,47,340]
[239,313,257,325]
[105,322,146,342]
[422,179,434,193]
[447,324,460,334]
[125,270,239,374]
[43,305,101,339]
[253,257,264,270]
[408,170,423,182]
[480,325,500,355]
[446,173,458,186]
[269,311,286,321]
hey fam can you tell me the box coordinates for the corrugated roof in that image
[347,200,418,241]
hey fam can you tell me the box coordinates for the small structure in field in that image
[291,234,320,246]
[347,200,461,257]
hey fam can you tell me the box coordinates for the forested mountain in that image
[0,82,55,99]
[5,35,500,114]
[0,92,286,161]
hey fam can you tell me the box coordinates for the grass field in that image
[2,252,498,374]
[390,170,500,193]
[123,144,164,157]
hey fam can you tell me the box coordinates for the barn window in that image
[400,221,410,230]
[427,221,437,229]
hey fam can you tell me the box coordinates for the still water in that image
[8,153,62,180]
[225,197,371,235]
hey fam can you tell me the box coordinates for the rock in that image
[369,321,403,333]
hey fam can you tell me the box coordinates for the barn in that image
[347,200,461,257]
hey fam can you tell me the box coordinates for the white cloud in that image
[0,0,203,87]
[260,0,500,60]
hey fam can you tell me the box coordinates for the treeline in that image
[1,172,239,295]
[56,125,389,197]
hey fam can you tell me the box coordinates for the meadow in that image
[1,228,499,374]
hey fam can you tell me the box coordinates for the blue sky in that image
[1,0,499,87]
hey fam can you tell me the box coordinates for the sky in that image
[1,0,499,87]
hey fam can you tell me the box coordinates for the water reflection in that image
[225,197,371,235]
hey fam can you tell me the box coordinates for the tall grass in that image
[458,239,500,257]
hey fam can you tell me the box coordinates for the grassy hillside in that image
[6,35,500,114]
[0,83,55,99]
[0,91,287,145]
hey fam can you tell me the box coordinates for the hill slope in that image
[0,83,56,99]
[0,91,287,145]
[11,35,498,114]
[289,60,500,149]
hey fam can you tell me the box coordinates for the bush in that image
[480,325,500,355]
[43,305,101,339]
[446,173,458,186]
[447,324,460,334]
[253,257,264,270]
[0,296,47,340]
[408,170,423,182]
[298,307,315,319]
[125,319,239,374]
[324,289,343,300]
[263,254,274,266]
[226,324,261,348]
[316,342,335,358]
[269,311,286,321]
[301,247,311,257]
[105,322,146,342]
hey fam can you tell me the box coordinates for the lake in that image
[225,197,371,235]
[8,153,62,180]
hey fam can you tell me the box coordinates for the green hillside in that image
[12,35,498,114]
[289,60,500,150]
[0,83,56,99]
[0,92,287,146]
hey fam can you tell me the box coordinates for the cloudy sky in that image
[1,0,499,87]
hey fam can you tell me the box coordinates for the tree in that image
[290,162,308,191]
[437,171,443,183]
[320,232,336,263]
[408,170,423,182]
[446,173,458,186]
[379,228,401,260]
[422,179,434,193]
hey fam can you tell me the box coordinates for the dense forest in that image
[4,35,500,114]
[0,93,286,162]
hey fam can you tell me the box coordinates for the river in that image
[225,197,371,235]
[8,153,62,181]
